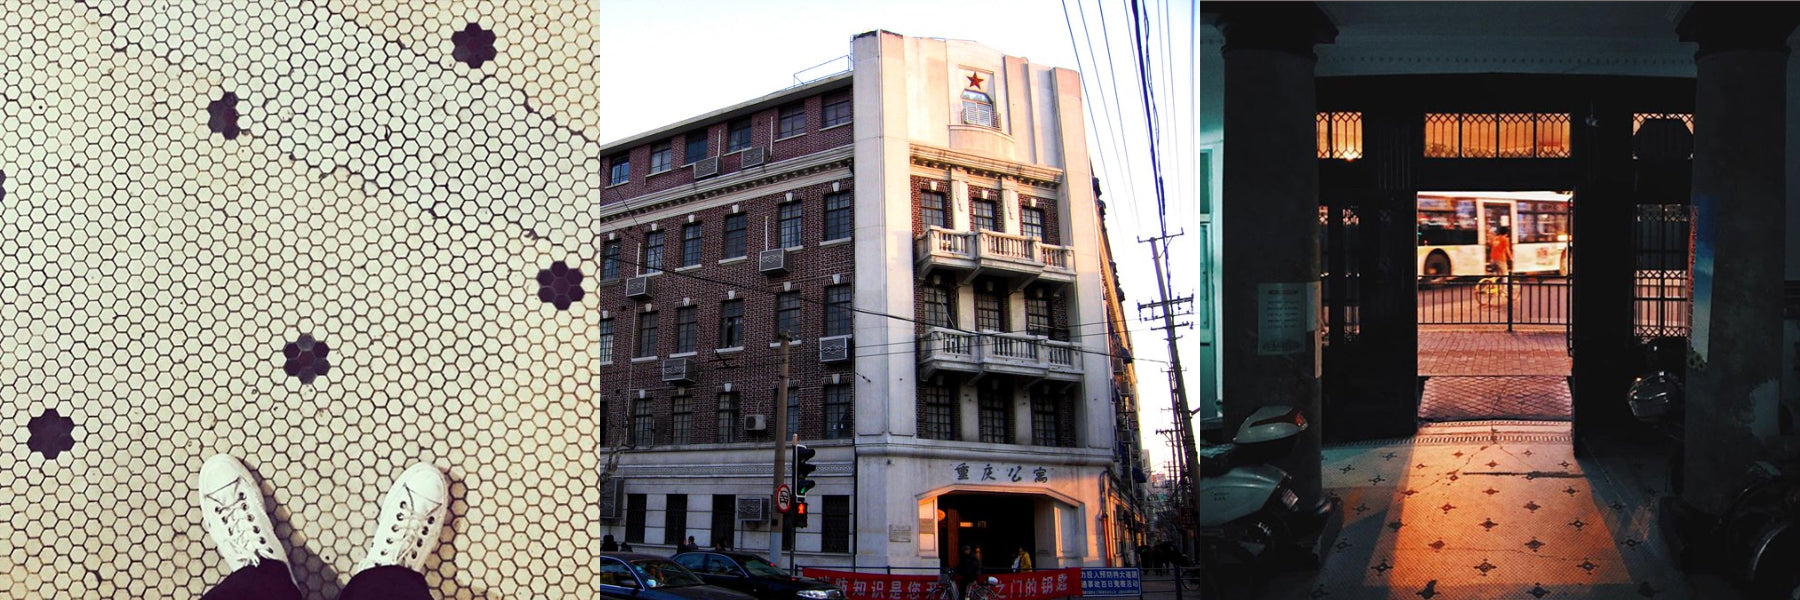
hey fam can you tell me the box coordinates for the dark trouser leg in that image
[200,560,303,600]
[337,566,431,600]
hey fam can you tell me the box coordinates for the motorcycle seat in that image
[1201,444,1235,477]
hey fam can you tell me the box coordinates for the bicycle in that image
[925,572,997,600]
[1475,264,1508,307]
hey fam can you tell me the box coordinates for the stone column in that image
[1677,4,1800,514]
[1214,3,1336,508]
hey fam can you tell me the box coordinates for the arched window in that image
[961,89,995,128]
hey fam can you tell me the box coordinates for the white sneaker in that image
[353,462,450,574]
[198,454,288,571]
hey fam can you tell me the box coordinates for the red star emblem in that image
[966,72,984,89]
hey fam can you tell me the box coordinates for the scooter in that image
[1628,341,1800,599]
[1198,405,1311,596]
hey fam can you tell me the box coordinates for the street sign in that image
[775,484,793,512]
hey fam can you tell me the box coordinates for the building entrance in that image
[935,492,1038,572]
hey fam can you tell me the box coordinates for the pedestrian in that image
[604,534,619,552]
[1488,225,1513,275]
[1010,547,1033,572]
[620,541,633,552]
[953,545,983,600]
[681,536,700,553]
[195,454,450,600]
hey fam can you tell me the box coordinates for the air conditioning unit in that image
[599,478,623,520]
[625,275,651,299]
[661,357,694,384]
[737,496,768,523]
[743,413,768,432]
[758,248,788,275]
[819,335,851,363]
[741,146,767,167]
[692,157,720,178]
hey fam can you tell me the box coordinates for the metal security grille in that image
[1633,204,1693,339]
[1417,276,1570,330]
[1319,204,1361,346]
[1424,113,1571,158]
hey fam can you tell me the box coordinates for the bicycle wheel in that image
[970,587,996,600]
[1476,279,1503,307]
[927,586,953,600]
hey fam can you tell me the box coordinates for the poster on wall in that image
[1256,282,1314,356]
[1690,196,1714,368]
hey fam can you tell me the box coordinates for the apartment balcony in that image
[916,327,1085,382]
[914,228,1076,285]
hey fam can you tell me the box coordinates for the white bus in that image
[1417,191,1572,278]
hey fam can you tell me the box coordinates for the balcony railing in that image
[914,227,1077,282]
[916,327,1084,381]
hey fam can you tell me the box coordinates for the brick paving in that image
[1419,330,1572,421]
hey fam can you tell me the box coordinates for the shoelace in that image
[215,487,268,568]
[376,489,437,564]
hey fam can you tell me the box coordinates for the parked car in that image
[603,552,760,600]
[672,550,847,600]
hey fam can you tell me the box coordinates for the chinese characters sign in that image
[953,462,1050,483]
[801,569,1083,600]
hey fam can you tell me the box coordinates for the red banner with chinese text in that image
[800,568,1083,600]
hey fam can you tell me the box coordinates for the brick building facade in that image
[600,31,1137,570]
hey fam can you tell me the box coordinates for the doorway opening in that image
[934,492,1039,573]
[1415,191,1574,422]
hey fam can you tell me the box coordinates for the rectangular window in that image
[824,285,853,337]
[675,306,698,354]
[636,312,659,358]
[823,192,852,241]
[921,190,948,229]
[778,104,806,139]
[719,299,744,348]
[727,119,752,152]
[1025,297,1052,337]
[682,224,704,268]
[921,286,955,329]
[643,231,665,275]
[663,494,688,545]
[602,240,622,280]
[710,494,736,548]
[609,156,630,186]
[598,318,615,365]
[1021,207,1044,240]
[685,131,709,165]
[671,395,692,445]
[1031,393,1061,446]
[778,202,803,248]
[723,213,747,259]
[971,199,999,232]
[776,291,801,339]
[975,290,1006,332]
[821,495,851,552]
[625,493,647,544]
[716,392,740,443]
[824,383,852,440]
[978,385,1011,444]
[920,383,956,441]
[600,399,609,447]
[823,95,852,128]
[649,143,673,174]
[787,388,801,439]
[631,398,655,445]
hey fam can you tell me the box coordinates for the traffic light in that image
[793,444,817,497]
[795,500,809,528]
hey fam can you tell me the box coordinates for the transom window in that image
[1424,113,1570,159]
[1315,112,1363,160]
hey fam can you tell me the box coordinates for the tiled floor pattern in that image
[1418,376,1572,422]
[1267,421,1739,599]
[2,2,601,598]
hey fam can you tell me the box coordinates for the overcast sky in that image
[599,0,1201,479]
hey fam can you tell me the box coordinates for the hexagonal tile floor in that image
[2,2,600,598]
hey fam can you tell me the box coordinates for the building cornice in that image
[599,146,856,227]
[908,143,1064,189]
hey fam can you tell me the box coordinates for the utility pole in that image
[769,334,792,565]
[1138,229,1202,559]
